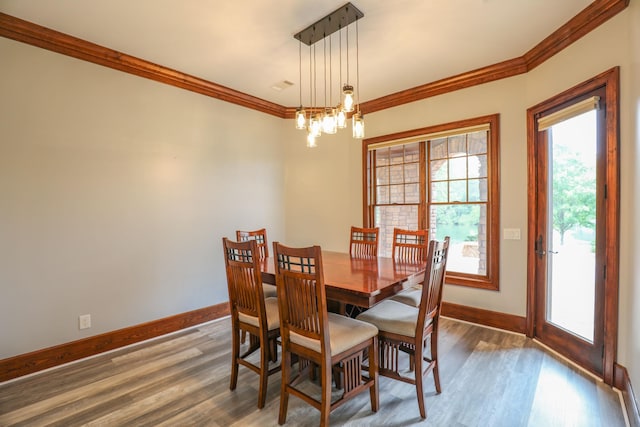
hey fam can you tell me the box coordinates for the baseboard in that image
[614,363,640,427]
[441,302,527,334]
[0,302,230,383]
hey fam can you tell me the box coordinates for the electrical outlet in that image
[79,314,91,330]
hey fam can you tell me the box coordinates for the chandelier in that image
[294,3,365,147]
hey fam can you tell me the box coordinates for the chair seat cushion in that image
[262,283,277,298]
[239,297,280,331]
[290,312,378,356]
[356,300,425,338]
[390,285,422,307]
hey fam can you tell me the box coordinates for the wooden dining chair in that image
[390,228,430,307]
[223,238,280,409]
[273,242,379,427]
[349,226,379,258]
[236,228,277,298]
[392,228,429,262]
[357,237,450,419]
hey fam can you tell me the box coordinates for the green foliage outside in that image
[432,204,481,243]
[552,144,596,245]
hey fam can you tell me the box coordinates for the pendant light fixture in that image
[293,2,365,145]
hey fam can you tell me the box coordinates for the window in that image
[364,114,500,289]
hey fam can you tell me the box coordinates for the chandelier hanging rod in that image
[294,3,364,46]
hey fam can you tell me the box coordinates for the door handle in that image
[535,235,546,259]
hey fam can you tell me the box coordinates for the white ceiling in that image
[1,0,594,107]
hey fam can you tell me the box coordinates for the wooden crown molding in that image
[361,0,629,115]
[0,0,630,117]
[0,0,630,119]
[0,13,287,118]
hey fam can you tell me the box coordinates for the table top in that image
[261,251,425,308]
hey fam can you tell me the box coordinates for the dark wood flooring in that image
[0,317,626,426]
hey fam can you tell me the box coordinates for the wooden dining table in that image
[260,251,425,309]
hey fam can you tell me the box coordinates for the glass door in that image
[533,88,606,375]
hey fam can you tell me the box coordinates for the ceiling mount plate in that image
[294,2,364,46]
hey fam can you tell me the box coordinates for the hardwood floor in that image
[0,317,626,426]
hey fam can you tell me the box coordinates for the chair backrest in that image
[236,228,269,260]
[392,228,429,263]
[349,226,379,258]
[223,238,268,328]
[416,237,450,332]
[273,242,329,355]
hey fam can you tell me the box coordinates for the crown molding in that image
[0,12,288,118]
[0,0,630,119]
[360,0,629,115]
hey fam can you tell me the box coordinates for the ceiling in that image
[0,0,594,108]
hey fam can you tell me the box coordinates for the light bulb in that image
[306,131,317,148]
[352,112,365,139]
[295,107,306,130]
[342,85,354,112]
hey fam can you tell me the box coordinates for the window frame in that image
[362,114,500,290]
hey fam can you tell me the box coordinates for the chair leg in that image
[369,337,379,412]
[257,334,269,409]
[431,331,441,393]
[230,325,240,391]
[320,362,332,427]
[415,344,426,419]
[278,351,291,425]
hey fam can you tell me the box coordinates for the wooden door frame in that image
[526,67,620,385]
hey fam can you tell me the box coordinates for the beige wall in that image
[0,38,286,359]
[1,3,638,404]
[283,4,639,397]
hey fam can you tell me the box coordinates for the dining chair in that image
[349,226,379,258]
[223,237,280,409]
[389,228,430,307]
[236,228,277,298]
[356,237,450,419]
[273,242,379,427]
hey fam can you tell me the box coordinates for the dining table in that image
[261,251,425,309]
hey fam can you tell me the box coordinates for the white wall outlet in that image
[503,228,521,240]
[79,314,91,330]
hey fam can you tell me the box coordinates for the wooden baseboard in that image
[614,363,640,427]
[0,302,230,383]
[441,302,527,334]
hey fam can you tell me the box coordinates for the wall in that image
[626,0,640,408]
[283,3,638,395]
[0,38,286,359]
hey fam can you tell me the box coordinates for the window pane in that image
[376,166,389,185]
[431,160,447,181]
[430,204,486,275]
[449,180,467,202]
[448,156,467,180]
[389,165,404,185]
[404,163,419,183]
[374,205,419,258]
[448,135,466,155]
[390,146,404,164]
[468,131,487,154]
[405,143,420,162]
[468,154,487,178]
[390,184,404,203]
[376,148,390,166]
[405,183,419,203]
[377,186,389,204]
[468,178,488,202]
[431,181,448,202]
[430,138,447,159]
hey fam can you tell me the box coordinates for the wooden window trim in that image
[363,114,500,290]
